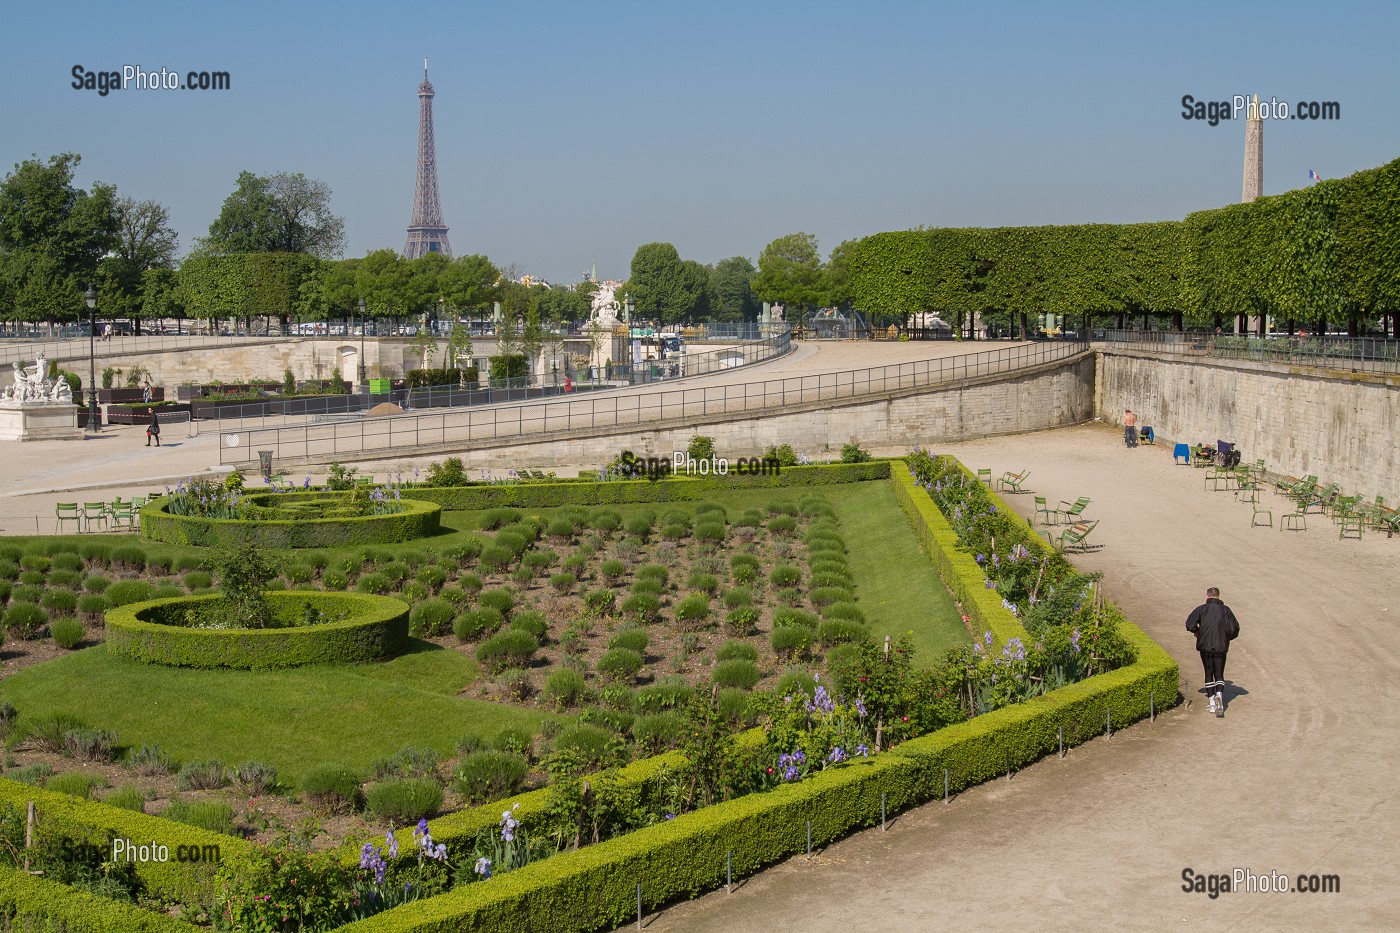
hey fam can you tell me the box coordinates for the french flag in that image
[1308,169,1323,181]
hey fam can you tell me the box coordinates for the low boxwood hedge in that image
[0,866,203,932]
[0,781,249,911]
[140,495,441,549]
[104,592,409,669]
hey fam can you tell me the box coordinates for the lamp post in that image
[624,294,634,326]
[83,285,100,433]
[357,298,367,384]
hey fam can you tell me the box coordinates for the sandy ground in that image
[634,423,1400,931]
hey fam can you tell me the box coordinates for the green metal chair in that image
[82,502,109,533]
[1055,497,1090,524]
[1033,496,1056,526]
[1055,520,1099,552]
[996,470,1030,493]
[1280,509,1307,532]
[976,468,993,487]
[1338,512,1365,540]
[1250,502,1273,528]
[55,502,82,534]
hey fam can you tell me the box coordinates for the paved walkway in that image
[639,423,1400,931]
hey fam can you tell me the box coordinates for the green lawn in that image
[823,481,969,663]
[0,641,548,783]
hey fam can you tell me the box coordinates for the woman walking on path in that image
[145,407,161,447]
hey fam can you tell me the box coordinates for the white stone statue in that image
[589,282,622,328]
[4,354,72,404]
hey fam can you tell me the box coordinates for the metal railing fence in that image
[219,337,1090,464]
[1099,330,1400,375]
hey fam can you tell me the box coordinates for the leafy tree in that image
[97,197,179,327]
[823,239,858,309]
[707,256,759,322]
[439,253,499,315]
[355,249,423,317]
[754,232,825,315]
[623,242,708,324]
[0,153,118,322]
[205,171,345,259]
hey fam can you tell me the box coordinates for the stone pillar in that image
[1242,94,1263,203]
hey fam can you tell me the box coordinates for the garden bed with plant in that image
[0,457,1175,932]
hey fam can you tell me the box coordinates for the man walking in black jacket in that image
[1186,587,1240,716]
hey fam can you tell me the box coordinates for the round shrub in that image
[695,522,726,543]
[619,593,661,625]
[365,778,444,823]
[76,593,107,618]
[712,658,760,690]
[82,574,112,594]
[716,640,758,663]
[439,584,468,606]
[104,592,411,670]
[475,629,538,673]
[183,570,213,590]
[770,565,802,588]
[590,511,622,534]
[773,587,805,606]
[459,572,484,595]
[147,554,174,574]
[77,542,111,564]
[50,552,84,572]
[776,667,819,696]
[454,607,504,641]
[686,572,720,596]
[561,554,589,578]
[492,727,534,759]
[734,509,763,529]
[479,508,521,531]
[822,602,866,624]
[583,588,616,617]
[818,618,870,647]
[810,586,854,609]
[768,515,798,535]
[48,570,83,588]
[548,572,576,595]
[171,554,206,572]
[5,603,46,639]
[177,759,229,791]
[552,724,620,770]
[636,565,669,587]
[409,597,455,637]
[599,559,627,584]
[477,545,515,573]
[299,765,361,813]
[635,680,695,712]
[284,562,315,586]
[623,515,653,539]
[522,551,556,573]
[109,546,147,572]
[722,587,753,609]
[609,627,649,654]
[355,572,392,595]
[104,786,146,813]
[445,538,485,565]
[825,642,864,672]
[10,585,41,605]
[19,554,50,574]
[40,590,78,614]
[0,581,10,603]
[630,579,663,598]
[498,604,541,634]
[0,560,17,582]
[321,569,349,591]
[17,571,45,586]
[673,594,711,630]
[544,668,589,710]
[150,585,184,601]
[724,606,760,636]
[477,588,516,618]
[631,711,684,754]
[809,562,851,583]
[597,647,644,682]
[771,625,812,658]
[766,501,799,517]
[50,617,85,649]
[416,565,448,592]
[545,518,576,541]
[103,579,153,607]
[453,751,527,805]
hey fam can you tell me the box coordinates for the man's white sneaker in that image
[1214,692,1225,717]
[1205,695,1217,713]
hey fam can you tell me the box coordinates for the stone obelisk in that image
[1241,94,1263,203]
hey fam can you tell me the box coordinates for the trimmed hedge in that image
[390,462,891,511]
[0,780,249,911]
[889,462,1028,646]
[104,592,410,669]
[0,866,203,932]
[140,495,441,549]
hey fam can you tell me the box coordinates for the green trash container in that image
[369,378,392,394]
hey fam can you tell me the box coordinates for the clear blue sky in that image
[4,0,1397,283]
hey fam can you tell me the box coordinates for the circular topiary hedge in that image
[140,494,441,548]
[105,591,409,669]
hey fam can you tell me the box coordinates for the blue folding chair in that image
[1173,443,1190,465]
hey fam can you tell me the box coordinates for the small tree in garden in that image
[212,542,275,629]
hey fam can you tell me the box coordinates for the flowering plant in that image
[757,676,875,787]
[463,803,535,884]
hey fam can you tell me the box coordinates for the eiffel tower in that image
[403,59,452,259]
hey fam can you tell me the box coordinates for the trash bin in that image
[258,450,273,480]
